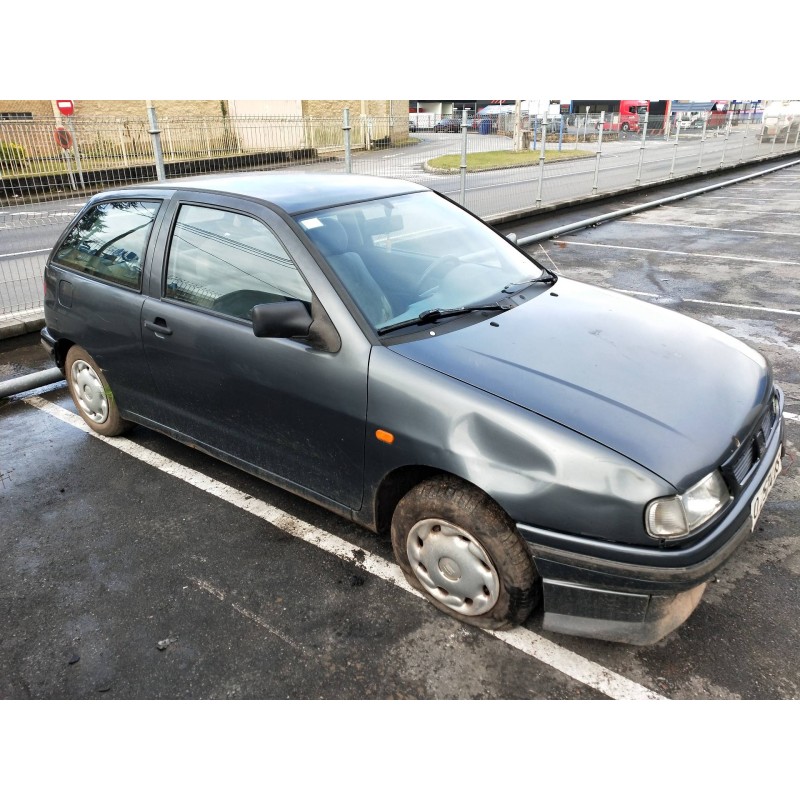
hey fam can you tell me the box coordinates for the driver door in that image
[140,194,369,510]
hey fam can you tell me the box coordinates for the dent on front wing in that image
[443,408,673,546]
[367,348,674,547]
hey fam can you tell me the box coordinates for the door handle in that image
[144,318,173,337]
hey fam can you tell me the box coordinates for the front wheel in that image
[391,476,540,630]
[65,346,131,436]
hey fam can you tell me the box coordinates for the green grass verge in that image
[427,148,594,172]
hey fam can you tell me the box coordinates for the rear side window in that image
[53,201,161,289]
[165,204,311,321]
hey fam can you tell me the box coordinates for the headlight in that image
[646,471,730,540]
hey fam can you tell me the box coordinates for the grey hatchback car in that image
[41,173,785,644]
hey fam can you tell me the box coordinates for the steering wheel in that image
[414,255,460,294]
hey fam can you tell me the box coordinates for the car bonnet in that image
[387,278,772,488]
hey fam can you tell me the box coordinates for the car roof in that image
[143,172,428,214]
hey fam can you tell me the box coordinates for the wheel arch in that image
[52,337,76,370]
[373,465,478,537]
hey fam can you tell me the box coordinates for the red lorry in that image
[592,100,650,132]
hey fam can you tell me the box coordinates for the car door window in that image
[53,200,161,289]
[165,204,312,321]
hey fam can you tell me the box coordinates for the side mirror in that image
[506,232,517,244]
[252,301,312,339]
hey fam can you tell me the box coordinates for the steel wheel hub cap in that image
[406,519,499,616]
[71,360,109,423]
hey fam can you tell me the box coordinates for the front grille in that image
[722,392,780,491]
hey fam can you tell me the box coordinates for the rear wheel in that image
[391,475,540,630]
[65,346,131,436]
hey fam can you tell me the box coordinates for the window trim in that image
[50,198,163,293]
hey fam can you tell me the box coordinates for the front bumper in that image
[517,394,785,645]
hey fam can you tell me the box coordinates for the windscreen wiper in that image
[502,269,558,293]
[377,302,508,335]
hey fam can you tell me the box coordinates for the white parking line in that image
[561,240,800,266]
[0,248,51,257]
[628,220,800,237]
[682,298,800,317]
[685,207,800,216]
[609,285,800,318]
[23,395,666,701]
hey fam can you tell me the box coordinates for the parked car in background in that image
[408,120,417,133]
[676,102,731,132]
[433,116,471,132]
[41,172,784,646]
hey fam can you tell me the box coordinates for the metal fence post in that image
[62,145,77,191]
[343,108,352,174]
[592,112,604,194]
[146,101,166,181]
[698,113,709,172]
[460,108,468,207]
[738,115,749,164]
[118,124,130,168]
[719,113,733,168]
[635,112,648,186]
[65,117,85,189]
[669,112,680,178]
[204,121,211,158]
[536,111,548,205]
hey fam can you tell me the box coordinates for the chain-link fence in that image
[2,107,799,316]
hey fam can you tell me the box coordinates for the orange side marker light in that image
[375,429,395,444]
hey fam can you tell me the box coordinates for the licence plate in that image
[750,447,783,531]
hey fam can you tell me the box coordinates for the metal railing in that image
[2,107,799,316]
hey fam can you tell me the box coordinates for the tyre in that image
[65,345,131,436]
[621,122,630,132]
[391,475,540,630]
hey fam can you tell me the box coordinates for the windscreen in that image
[297,191,546,329]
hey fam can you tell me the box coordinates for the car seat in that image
[309,218,393,326]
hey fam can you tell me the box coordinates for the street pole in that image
[698,113,709,171]
[719,112,733,168]
[146,101,166,181]
[635,112,648,186]
[536,110,548,205]
[670,112,680,178]
[592,111,604,194]
[65,117,85,189]
[343,108,352,174]
[460,108,468,206]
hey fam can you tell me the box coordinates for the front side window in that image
[165,204,312,322]
[54,200,160,289]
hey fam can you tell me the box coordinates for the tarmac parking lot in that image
[1,163,799,701]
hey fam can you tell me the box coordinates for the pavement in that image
[0,308,46,341]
